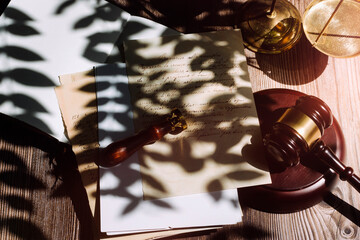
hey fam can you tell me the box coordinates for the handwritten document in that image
[124,30,272,199]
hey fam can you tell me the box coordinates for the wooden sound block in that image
[238,89,345,213]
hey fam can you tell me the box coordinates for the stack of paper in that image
[56,15,272,239]
[96,63,244,235]
[96,27,272,236]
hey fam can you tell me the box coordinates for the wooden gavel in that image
[96,108,187,168]
[264,95,360,193]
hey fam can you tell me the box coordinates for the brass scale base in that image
[239,89,345,213]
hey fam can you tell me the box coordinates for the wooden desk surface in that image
[1,0,360,239]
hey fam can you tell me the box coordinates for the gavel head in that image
[264,95,333,167]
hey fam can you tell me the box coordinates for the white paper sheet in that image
[0,0,129,141]
[97,63,242,234]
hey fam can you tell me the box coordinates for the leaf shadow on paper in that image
[1,7,54,134]
[1,2,124,136]
[95,29,270,217]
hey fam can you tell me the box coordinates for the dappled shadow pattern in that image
[107,0,328,86]
[95,30,269,222]
[0,2,124,238]
[124,31,267,198]
[1,7,54,133]
[1,2,124,135]
[107,0,247,33]
[0,113,93,239]
[96,63,178,216]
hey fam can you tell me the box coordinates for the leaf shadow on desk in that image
[255,33,329,85]
[108,0,246,33]
[0,112,95,240]
[0,149,47,240]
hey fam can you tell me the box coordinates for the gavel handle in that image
[312,140,360,193]
[97,121,173,168]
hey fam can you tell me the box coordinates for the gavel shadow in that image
[301,153,360,226]
[323,192,360,227]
